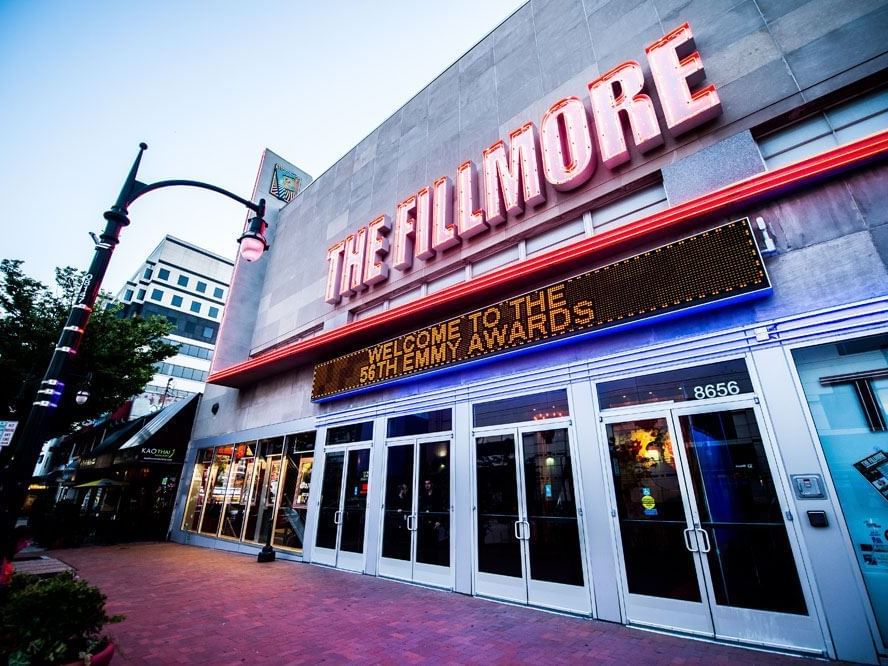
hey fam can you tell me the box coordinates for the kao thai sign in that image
[312,219,768,400]
[323,22,722,305]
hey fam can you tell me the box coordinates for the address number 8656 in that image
[692,381,741,399]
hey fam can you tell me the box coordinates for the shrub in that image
[0,572,123,665]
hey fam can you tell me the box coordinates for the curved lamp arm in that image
[128,179,266,217]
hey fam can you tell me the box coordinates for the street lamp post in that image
[160,377,174,410]
[1,142,269,548]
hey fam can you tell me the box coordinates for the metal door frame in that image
[377,433,455,588]
[312,442,372,571]
[669,398,825,653]
[599,406,715,636]
[600,395,824,651]
[471,415,593,614]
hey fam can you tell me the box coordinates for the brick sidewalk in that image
[49,543,823,665]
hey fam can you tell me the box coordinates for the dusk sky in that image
[0,1,524,294]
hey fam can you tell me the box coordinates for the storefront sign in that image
[0,420,18,447]
[313,219,768,400]
[140,446,177,463]
[324,22,722,305]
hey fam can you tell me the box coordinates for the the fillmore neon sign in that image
[323,22,722,305]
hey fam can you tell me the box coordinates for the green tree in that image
[0,259,177,440]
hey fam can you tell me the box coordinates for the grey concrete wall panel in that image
[662,130,765,204]
[493,4,544,126]
[532,0,594,95]
[585,0,662,71]
[768,0,888,91]
[869,224,888,269]
[845,165,888,231]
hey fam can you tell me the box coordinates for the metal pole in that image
[1,144,147,540]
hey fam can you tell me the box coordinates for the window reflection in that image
[182,448,214,531]
[199,447,232,535]
[473,390,569,428]
[183,432,316,553]
[220,443,255,539]
[273,450,314,551]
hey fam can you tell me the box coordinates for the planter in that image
[63,641,114,666]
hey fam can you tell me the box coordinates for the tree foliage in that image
[0,259,176,439]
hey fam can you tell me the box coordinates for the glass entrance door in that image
[378,437,452,588]
[312,446,371,572]
[603,402,823,652]
[473,425,590,614]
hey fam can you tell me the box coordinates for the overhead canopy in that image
[119,395,198,451]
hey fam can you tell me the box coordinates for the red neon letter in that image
[432,175,459,253]
[393,195,417,272]
[415,187,435,260]
[364,214,391,286]
[540,97,596,191]
[339,227,367,296]
[588,61,663,169]
[455,160,487,239]
[482,123,546,226]
[646,23,721,137]
[325,240,345,305]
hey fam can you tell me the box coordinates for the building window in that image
[165,338,213,360]
[214,287,224,299]
[171,295,183,307]
[143,267,153,280]
[158,268,170,280]
[527,217,585,256]
[471,245,520,277]
[124,289,133,301]
[154,362,209,382]
[190,301,201,313]
[590,184,668,235]
[426,269,464,295]
[178,275,189,288]
[208,306,219,318]
[473,389,570,427]
[387,409,452,437]
[137,289,146,300]
[150,289,163,301]
[202,326,214,339]
[326,422,373,445]
[757,87,888,168]
[196,281,207,293]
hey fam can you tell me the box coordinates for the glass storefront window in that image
[182,432,317,553]
[199,446,232,535]
[219,443,256,539]
[272,449,314,551]
[387,409,452,438]
[243,441,281,544]
[793,333,888,644]
[597,359,753,409]
[473,390,569,428]
[182,447,214,531]
[327,422,373,445]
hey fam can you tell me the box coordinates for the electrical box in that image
[791,474,826,499]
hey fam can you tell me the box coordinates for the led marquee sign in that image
[312,219,769,401]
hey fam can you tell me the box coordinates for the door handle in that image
[520,520,531,541]
[682,527,698,552]
[696,528,711,553]
[514,520,522,540]
[406,514,417,531]
[333,510,342,525]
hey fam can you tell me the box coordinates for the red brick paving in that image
[49,543,824,665]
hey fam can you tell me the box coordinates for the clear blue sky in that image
[0,0,524,294]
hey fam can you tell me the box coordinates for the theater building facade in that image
[170,1,888,661]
